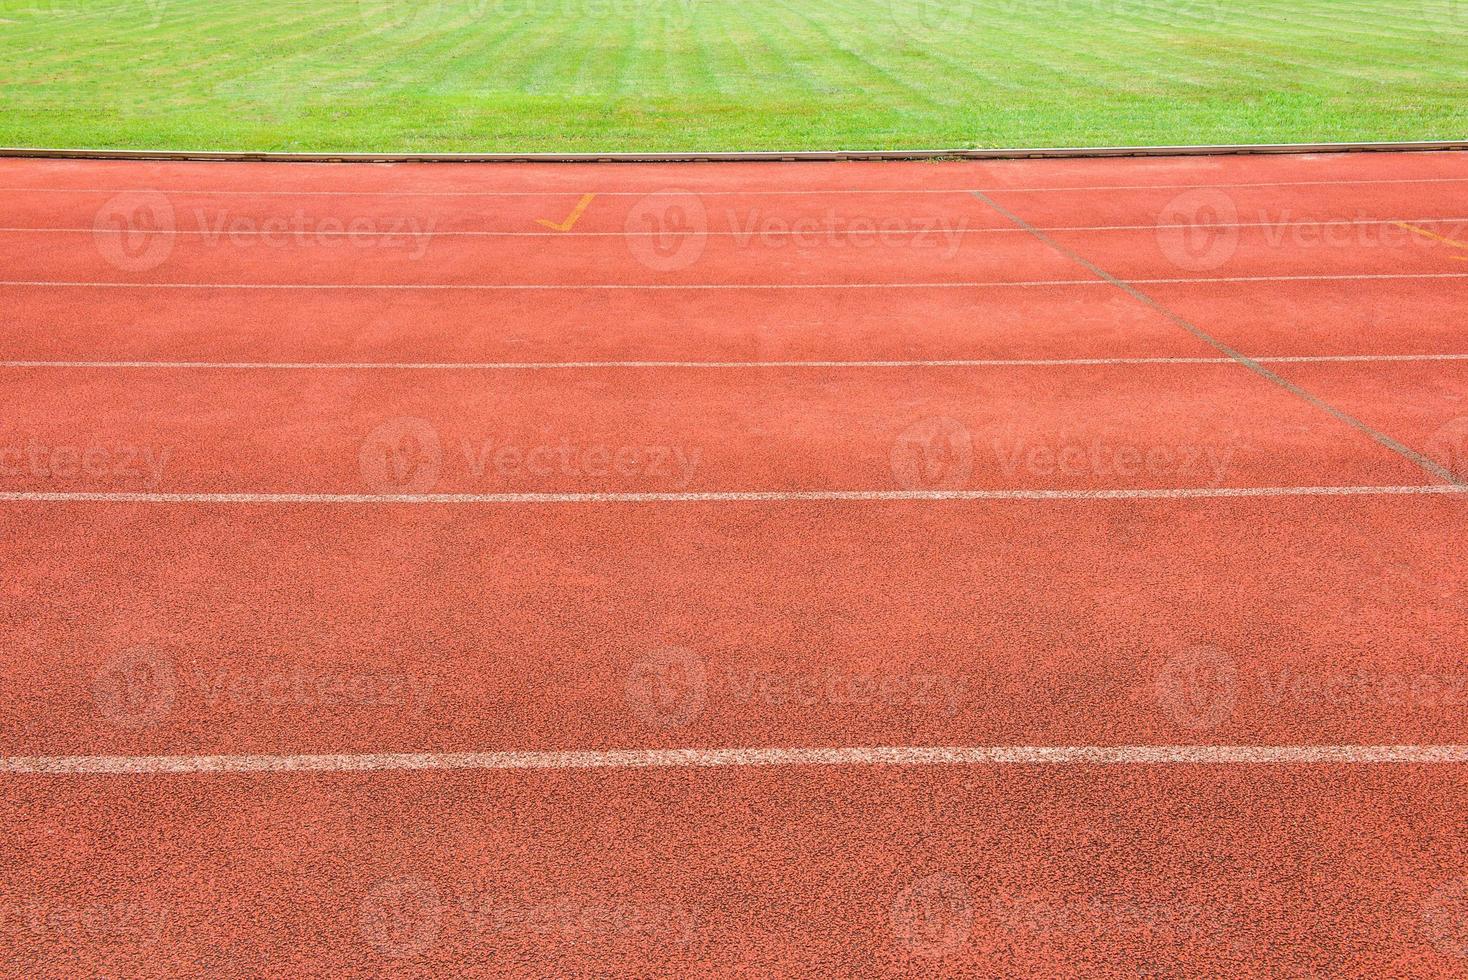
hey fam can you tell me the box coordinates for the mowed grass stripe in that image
[0,0,1464,150]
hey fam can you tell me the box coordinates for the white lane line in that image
[1,486,1464,505]
[0,278,1105,291]
[1258,353,1468,362]
[3,273,1467,291]
[988,177,1468,195]
[2,175,1467,198]
[13,227,1010,238]
[4,354,1468,371]
[5,216,1468,237]
[6,357,1237,369]
[7,744,1468,774]
[1137,272,1468,285]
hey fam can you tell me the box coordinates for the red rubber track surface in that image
[2,151,1467,977]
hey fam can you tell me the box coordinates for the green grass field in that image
[1,0,1464,152]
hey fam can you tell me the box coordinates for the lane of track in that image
[8,223,1465,287]
[3,765,1467,976]
[2,495,1465,761]
[0,362,1436,495]
[3,278,1464,366]
[6,192,1467,238]
[1144,278,1468,357]
[3,284,1214,363]
[1263,360,1468,484]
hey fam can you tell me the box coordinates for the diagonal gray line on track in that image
[969,190,1464,487]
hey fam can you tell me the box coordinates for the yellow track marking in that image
[1393,220,1468,250]
[535,193,597,231]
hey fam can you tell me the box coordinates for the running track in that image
[2,151,1467,976]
